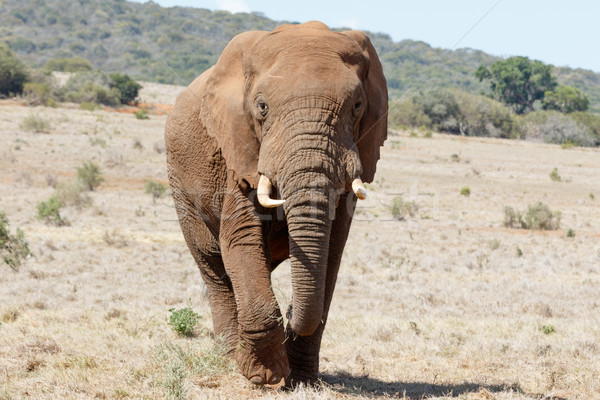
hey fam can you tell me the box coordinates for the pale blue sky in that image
[131,0,599,72]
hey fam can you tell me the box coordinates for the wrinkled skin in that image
[165,21,387,387]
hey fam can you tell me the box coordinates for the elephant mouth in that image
[256,174,367,208]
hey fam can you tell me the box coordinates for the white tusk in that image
[257,175,285,208]
[352,178,367,200]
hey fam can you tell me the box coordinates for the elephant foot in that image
[236,323,290,385]
[284,324,320,388]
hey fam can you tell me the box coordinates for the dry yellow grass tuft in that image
[0,84,599,398]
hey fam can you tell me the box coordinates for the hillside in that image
[1,0,599,111]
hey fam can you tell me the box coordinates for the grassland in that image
[0,84,599,399]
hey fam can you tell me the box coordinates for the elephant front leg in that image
[219,189,290,385]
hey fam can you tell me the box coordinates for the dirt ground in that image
[1,83,599,399]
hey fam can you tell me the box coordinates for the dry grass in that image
[0,87,599,399]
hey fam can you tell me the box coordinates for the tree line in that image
[1,0,599,113]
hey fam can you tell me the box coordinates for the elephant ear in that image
[341,31,388,183]
[198,31,269,189]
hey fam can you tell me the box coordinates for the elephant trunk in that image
[266,103,360,337]
[283,187,332,336]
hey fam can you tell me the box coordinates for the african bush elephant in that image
[165,21,387,387]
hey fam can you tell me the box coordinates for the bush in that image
[44,57,93,72]
[59,71,120,106]
[391,196,418,220]
[388,98,431,130]
[543,85,589,113]
[524,202,561,230]
[390,89,514,138]
[20,114,50,133]
[168,307,200,336]
[460,186,471,196]
[550,168,561,182]
[452,90,514,138]
[504,202,561,230]
[37,196,68,226]
[77,161,104,191]
[0,43,28,96]
[414,89,463,133]
[517,111,597,146]
[145,180,168,200]
[566,228,575,238]
[109,73,142,104]
[569,112,600,142]
[134,109,149,119]
[503,206,524,229]
[0,211,31,270]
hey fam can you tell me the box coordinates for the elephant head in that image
[196,21,387,337]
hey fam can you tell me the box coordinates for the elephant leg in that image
[285,194,357,387]
[219,186,290,385]
[194,250,239,354]
[177,208,239,353]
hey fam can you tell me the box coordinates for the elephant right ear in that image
[195,31,269,189]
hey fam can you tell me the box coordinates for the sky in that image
[130,0,599,72]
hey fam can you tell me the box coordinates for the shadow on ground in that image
[320,371,529,399]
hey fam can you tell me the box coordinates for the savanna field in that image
[1,82,599,399]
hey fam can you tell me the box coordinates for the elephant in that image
[164,21,387,387]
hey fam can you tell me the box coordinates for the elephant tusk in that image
[257,175,285,208]
[352,178,367,200]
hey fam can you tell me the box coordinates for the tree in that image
[476,56,557,114]
[0,43,28,96]
[543,85,589,113]
[109,73,142,104]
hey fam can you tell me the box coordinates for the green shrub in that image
[168,307,200,336]
[543,85,589,113]
[541,325,555,335]
[109,73,142,104]
[20,114,50,133]
[79,102,98,111]
[414,89,463,133]
[524,202,561,230]
[77,161,104,191]
[388,98,431,130]
[452,90,514,138]
[569,112,600,142]
[145,180,168,200]
[460,186,471,196]
[23,82,53,106]
[566,228,575,238]
[390,89,514,138]
[549,168,561,182]
[0,211,31,270]
[0,43,28,96]
[134,109,149,119]
[37,196,68,226]
[391,196,418,220]
[44,57,93,72]
[505,202,561,230]
[60,71,120,106]
[517,111,596,146]
[503,206,524,229]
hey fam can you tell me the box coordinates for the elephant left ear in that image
[341,31,388,183]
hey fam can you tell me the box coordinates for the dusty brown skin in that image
[164,21,387,387]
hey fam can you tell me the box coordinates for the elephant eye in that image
[257,101,268,116]
[352,101,362,117]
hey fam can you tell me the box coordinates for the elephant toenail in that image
[250,376,264,385]
[269,374,280,384]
